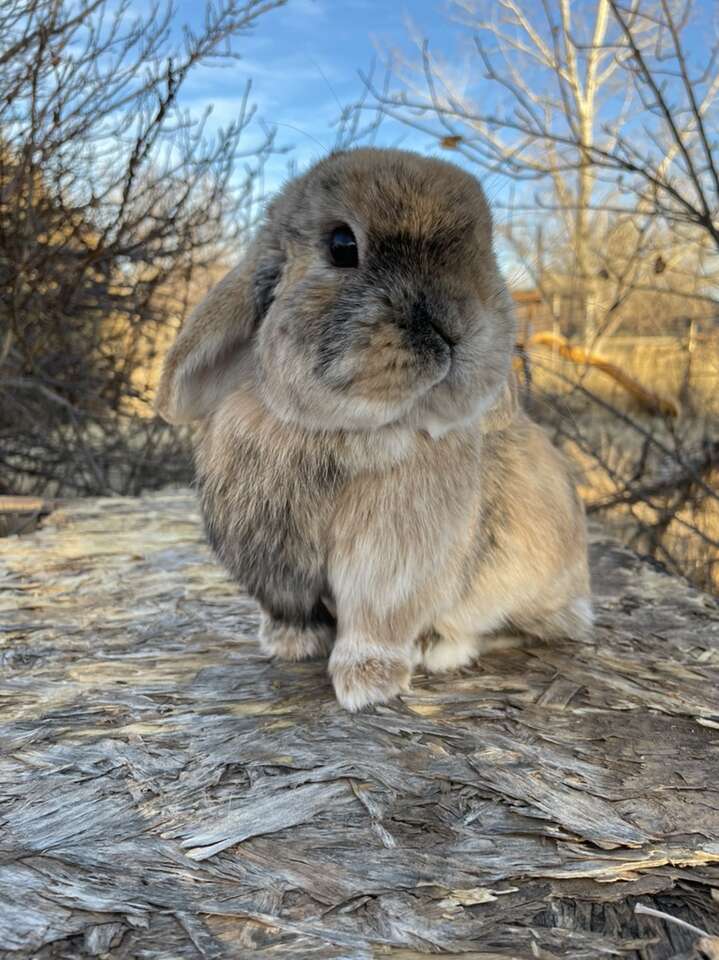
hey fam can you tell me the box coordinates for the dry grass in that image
[524,336,719,595]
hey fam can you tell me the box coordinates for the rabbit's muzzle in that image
[403,295,455,363]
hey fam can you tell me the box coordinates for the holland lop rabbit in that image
[156,148,591,711]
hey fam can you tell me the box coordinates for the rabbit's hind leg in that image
[259,601,335,661]
[509,595,593,643]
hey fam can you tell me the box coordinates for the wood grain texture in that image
[0,490,718,959]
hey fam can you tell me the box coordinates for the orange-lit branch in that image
[525,331,680,418]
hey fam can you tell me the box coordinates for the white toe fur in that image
[420,633,478,674]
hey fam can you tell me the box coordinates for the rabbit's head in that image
[156,148,516,435]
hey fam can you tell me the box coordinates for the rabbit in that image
[155,147,592,712]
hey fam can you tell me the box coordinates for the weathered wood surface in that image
[1,490,718,959]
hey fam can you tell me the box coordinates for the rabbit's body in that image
[157,147,591,710]
[198,382,589,710]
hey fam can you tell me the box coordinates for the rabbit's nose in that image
[404,296,455,361]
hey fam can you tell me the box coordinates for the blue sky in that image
[174,0,716,183]
[176,0,479,187]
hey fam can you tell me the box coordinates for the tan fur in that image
[156,147,592,711]
[155,256,261,424]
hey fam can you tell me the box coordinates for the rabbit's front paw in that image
[259,615,333,661]
[329,646,412,711]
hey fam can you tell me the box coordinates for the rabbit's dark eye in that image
[329,225,358,268]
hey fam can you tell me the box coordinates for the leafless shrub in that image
[0,0,285,498]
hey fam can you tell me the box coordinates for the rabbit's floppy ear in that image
[479,369,519,433]
[155,240,282,424]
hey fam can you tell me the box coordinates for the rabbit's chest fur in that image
[196,390,481,625]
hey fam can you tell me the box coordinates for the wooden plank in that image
[0,490,717,959]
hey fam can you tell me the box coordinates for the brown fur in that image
[156,147,591,711]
